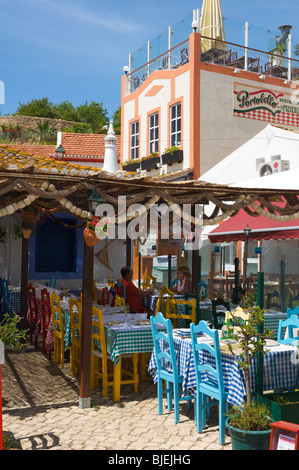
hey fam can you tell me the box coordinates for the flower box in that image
[83,227,99,247]
[140,156,160,171]
[260,391,299,425]
[122,161,140,172]
[161,149,183,166]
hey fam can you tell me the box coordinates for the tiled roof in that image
[5,132,121,163]
[60,132,121,161]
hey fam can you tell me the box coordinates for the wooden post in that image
[20,236,29,334]
[126,231,132,267]
[168,254,172,288]
[79,242,94,409]
[257,271,264,399]
[280,255,286,313]
[192,248,199,294]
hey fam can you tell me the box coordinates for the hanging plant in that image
[20,204,40,223]
[0,226,6,244]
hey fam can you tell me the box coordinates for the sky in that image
[0,0,299,120]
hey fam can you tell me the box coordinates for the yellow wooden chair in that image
[165,297,196,328]
[142,274,157,290]
[50,292,65,368]
[114,295,126,313]
[157,286,174,316]
[69,297,82,376]
[90,306,114,396]
[90,306,139,399]
[225,307,251,335]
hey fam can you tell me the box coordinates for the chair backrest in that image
[165,298,196,324]
[110,281,126,301]
[142,274,156,290]
[277,314,299,345]
[159,286,174,314]
[69,297,82,342]
[225,307,250,323]
[1,277,10,313]
[185,292,201,323]
[289,295,299,310]
[49,275,56,288]
[266,290,280,310]
[50,292,64,336]
[91,306,107,362]
[212,298,230,329]
[171,278,178,288]
[40,288,51,325]
[101,287,110,305]
[150,311,179,378]
[287,306,299,319]
[190,320,225,395]
[28,282,38,317]
[198,280,208,299]
[114,295,126,313]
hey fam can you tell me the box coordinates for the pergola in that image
[1,144,299,407]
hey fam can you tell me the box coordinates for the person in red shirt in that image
[120,266,154,313]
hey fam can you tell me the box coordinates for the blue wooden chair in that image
[198,280,208,299]
[190,320,229,445]
[287,306,299,319]
[1,277,10,315]
[150,311,193,423]
[49,275,56,289]
[277,314,299,346]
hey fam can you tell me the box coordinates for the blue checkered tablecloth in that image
[148,333,299,410]
[143,294,185,315]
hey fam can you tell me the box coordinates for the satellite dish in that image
[260,164,273,177]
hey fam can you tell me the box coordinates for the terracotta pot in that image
[22,228,32,239]
[21,211,39,223]
[83,227,99,247]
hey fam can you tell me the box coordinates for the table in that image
[143,294,185,316]
[101,313,165,401]
[148,331,299,410]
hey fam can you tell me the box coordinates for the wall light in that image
[259,74,266,80]
[234,68,241,74]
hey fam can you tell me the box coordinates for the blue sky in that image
[1,0,298,119]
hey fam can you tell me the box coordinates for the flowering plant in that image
[86,216,101,232]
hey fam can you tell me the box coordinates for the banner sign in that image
[233,82,299,129]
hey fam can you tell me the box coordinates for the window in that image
[149,112,159,154]
[170,103,181,147]
[130,121,139,159]
[35,218,76,273]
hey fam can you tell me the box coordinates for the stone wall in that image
[0,115,78,131]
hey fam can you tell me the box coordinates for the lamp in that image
[191,20,199,32]
[55,144,65,160]
[259,74,266,80]
[88,189,103,215]
[243,225,251,294]
[233,68,241,74]
[123,65,129,75]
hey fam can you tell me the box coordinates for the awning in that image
[208,206,299,243]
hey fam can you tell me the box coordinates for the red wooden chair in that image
[40,288,52,359]
[101,287,110,305]
[28,283,38,348]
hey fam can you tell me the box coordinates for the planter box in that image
[161,149,183,166]
[122,161,140,172]
[260,391,299,424]
[140,156,160,171]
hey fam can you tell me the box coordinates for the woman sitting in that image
[172,265,192,295]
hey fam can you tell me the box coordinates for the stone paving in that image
[1,341,232,451]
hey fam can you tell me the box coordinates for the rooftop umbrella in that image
[200,0,227,52]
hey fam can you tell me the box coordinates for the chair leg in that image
[133,353,139,393]
[157,378,163,415]
[166,380,172,411]
[173,381,180,424]
[218,398,226,446]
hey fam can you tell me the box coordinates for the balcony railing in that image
[126,35,299,95]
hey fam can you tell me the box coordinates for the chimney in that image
[103,121,118,173]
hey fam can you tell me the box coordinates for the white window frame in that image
[149,112,159,154]
[130,121,139,160]
[170,103,181,147]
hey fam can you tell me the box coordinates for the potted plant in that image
[21,223,33,239]
[83,216,101,247]
[161,146,183,166]
[20,205,40,223]
[122,159,140,172]
[225,306,274,450]
[140,152,160,171]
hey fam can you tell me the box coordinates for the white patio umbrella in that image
[200,0,227,52]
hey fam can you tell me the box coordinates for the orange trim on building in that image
[189,32,201,180]
[145,85,164,97]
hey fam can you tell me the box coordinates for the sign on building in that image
[233,82,299,129]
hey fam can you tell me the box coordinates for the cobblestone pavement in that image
[1,342,232,451]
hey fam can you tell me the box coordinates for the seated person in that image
[120,266,154,313]
[172,265,192,295]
